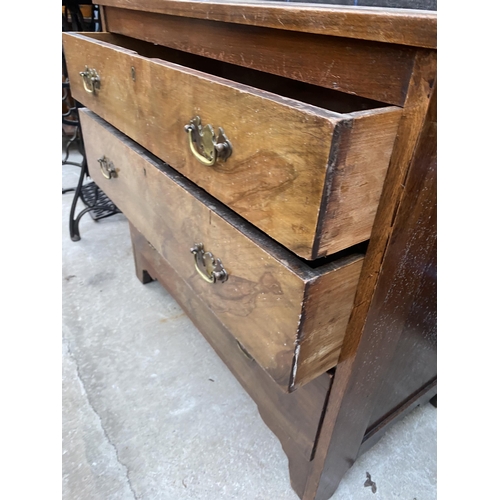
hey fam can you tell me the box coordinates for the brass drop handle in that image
[97,156,117,179]
[186,126,216,166]
[79,66,100,94]
[184,116,232,166]
[236,340,254,361]
[190,243,228,284]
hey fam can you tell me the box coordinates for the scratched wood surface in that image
[293,269,362,389]
[363,86,436,432]
[314,108,401,258]
[80,109,364,391]
[96,0,437,49]
[64,32,401,258]
[130,222,334,461]
[298,52,437,500]
[103,7,416,106]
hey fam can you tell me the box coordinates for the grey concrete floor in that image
[62,141,437,500]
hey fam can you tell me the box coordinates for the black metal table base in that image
[67,159,121,242]
[62,4,120,241]
[63,98,121,242]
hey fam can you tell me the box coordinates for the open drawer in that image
[63,32,401,260]
[79,109,364,392]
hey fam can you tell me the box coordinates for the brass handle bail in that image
[236,340,254,361]
[97,156,117,179]
[79,66,100,94]
[190,243,228,284]
[185,116,232,166]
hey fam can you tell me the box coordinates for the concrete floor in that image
[62,143,437,500]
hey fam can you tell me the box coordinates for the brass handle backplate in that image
[190,243,228,284]
[80,66,100,94]
[97,156,117,179]
[184,116,232,166]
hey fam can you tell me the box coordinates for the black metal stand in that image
[63,101,121,242]
[62,1,121,241]
[62,79,81,174]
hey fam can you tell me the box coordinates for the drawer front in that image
[130,221,333,462]
[80,109,363,391]
[63,32,401,259]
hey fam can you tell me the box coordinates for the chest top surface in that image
[95,0,437,48]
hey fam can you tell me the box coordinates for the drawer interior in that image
[77,32,393,114]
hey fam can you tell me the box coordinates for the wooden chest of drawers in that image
[63,2,436,498]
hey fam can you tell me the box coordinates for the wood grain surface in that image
[299,53,436,500]
[359,379,436,457]
[70,2,438,497]
[130,222,334,461]
[363,86,436,432]
[80,109,363,391]
[66,1,438,496]
[63,32,401,258]
[97,0,437,48]
[293,270,362,389]
[104,7,416,106]
[314,107,401,257]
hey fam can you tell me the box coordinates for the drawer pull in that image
[236,340,254,361]
[184,116,232,166]
[79,66,100,94]
[97,156,117,179]
[190,243,228,284]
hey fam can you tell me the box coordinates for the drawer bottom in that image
[129,222,333,463]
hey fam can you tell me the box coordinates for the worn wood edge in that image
[289,284,310,392]
[290,259,364,391]
[99,4,108,31]
[130,222,333,459]
[68,31,402,115]
[314,105,403,257]
[300,50,437,500]
[97,0,436,48]
[65,32,354,123]
[347,104,403,120]
[103,7,416,106]
[309,372,335,462]
[358,378,436,457]
[286,371,336,497]
[311,118,353,260]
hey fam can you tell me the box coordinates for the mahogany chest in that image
[63,2,436,498]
